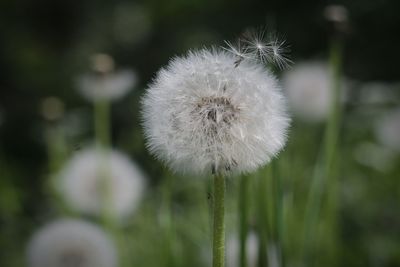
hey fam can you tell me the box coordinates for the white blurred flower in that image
[354,142,396,172]
[77,70,136,102]
[142,49,290,175]
[58,147,145,218]
[374,108,400,152]
[359,82,399,105]
[226,232,258,267]
[283,61,341,122]
[27,219,117,267]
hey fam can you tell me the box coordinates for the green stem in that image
[302,38,343,267]
[45,124,70,215]
[323,37,343,266]
[213,174,226,267]
[94,99,110,149]
[239,175,249,267]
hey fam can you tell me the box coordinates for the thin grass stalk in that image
[323,37,343,266]
[302,38,343,267]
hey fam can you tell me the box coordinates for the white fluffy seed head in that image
[27,219,117,267]
[283,61,336,122]
[58,147,145,219]
[77,70,137,102]
[142,48,290,176]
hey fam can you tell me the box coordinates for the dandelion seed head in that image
[27,219,117,267]
[77,69,137,102]
[142,48,290,175]
[58,147,145,219]
[283,61,338,122]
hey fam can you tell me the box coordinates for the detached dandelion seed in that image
[27,219,117,267]
[242,29,292,69]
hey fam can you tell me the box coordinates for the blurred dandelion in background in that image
[283,61,346,122]
[76,54,137,102]
[58,147,145,219]
[27,219,117,267]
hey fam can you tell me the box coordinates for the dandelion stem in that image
[239,175,249,267]
[94,99,110,148]
[213,174,226,267]
[45,124,70,215]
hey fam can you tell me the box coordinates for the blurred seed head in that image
[374,108,400,152]
[27,219,117,267]
[283,61,346,122]
[91,53,115,74]
[76,69,137,102]
[58,147,146,219]
[324,5,350,34]
[40,97,65,121]
[142,48,290,175]
[324,5,349,23]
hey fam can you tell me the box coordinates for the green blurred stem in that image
[213,174,226,267]
[239,176,249,267]
[94,99,127,265]
[45,123,70,214]
[94,99,111,148]
[324,37,343,265]
[302,38,343,266]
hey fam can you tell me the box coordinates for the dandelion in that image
[283,61,344,122]
[142,48,290,176]
[58,147,145,219]
[27,219,117,267]
[374,108,400,152]
[76,54,137,102]
[142,44,290,267]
